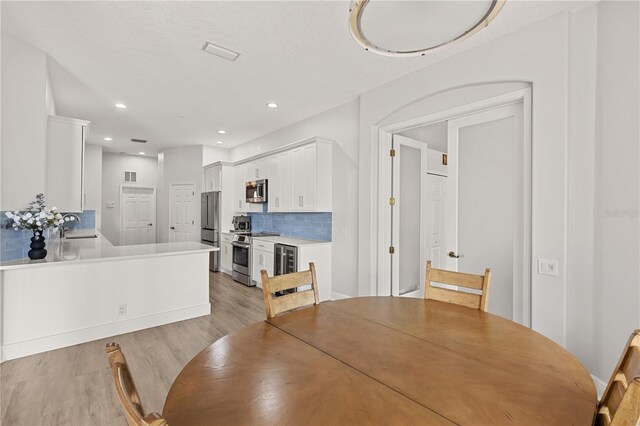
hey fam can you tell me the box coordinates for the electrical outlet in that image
[118,304,127,316]
[538,259,559,276]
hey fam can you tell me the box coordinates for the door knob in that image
[148,223,153,226]
[448,251,463,259]
[170,226,175,230]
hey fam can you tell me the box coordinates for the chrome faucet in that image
[59,213,81,238]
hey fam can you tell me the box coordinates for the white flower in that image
[51,207,57,211]
[58,219,64,225]
[69,217,75,221]
[25,212,32,219]
[56,213,62,219]
[27,218,34,224]
[64,217,70,222]
[5,211,12,218]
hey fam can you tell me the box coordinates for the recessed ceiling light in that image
[216,141,224,145]
[138,152,145,155]
[104,137,113,141]
[266,102,278,108]
[218,130,226,134]
[115,103,127,109]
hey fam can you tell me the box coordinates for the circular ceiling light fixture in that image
[216,140,224,145]
[266,102,278,109]
[218,130,226,134]
[104,137,113,141]
[115,103,127,109]
[349,0,505,57]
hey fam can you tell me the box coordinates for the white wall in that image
[203,145,230,166]
[358,12,571,345]
[84,144,103,228]
[101,152,159,245]
[0,33,51,210]
[592,0,639,381]
[230,99,360,297]
[158,145,203,243]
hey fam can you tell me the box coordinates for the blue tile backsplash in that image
[248,212,332,242]
[0,210,96,262]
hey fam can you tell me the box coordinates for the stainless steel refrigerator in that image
[201,191,220,272]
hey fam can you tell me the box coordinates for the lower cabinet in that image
[221,234,233,274]
[252,239,275,287]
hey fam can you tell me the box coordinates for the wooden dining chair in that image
[105,343,168,426]
[596,329,640,426]
[261,262,320,319]
[424,260,492,311]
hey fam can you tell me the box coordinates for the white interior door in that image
[170,183,195,243]
[445,103,525,321]
[391,135,428,297]
[120,186,156,246]
[426,174,446,269]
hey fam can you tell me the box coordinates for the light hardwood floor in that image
[0,272,265,426]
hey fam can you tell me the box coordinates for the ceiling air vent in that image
[201,41,240,61]
[131,138,147,143]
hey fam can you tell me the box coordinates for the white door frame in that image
[375,88,532,326]
[169,182,196,242]
[391,135,429,298]
[119,184,157,245]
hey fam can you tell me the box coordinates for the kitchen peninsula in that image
[0,231,217,361]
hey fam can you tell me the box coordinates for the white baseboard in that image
[331,291,351,300]
[1,303,211,362]
[592,374,607,399]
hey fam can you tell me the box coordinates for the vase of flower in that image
[28,230,47,260]
[5,194,63,261]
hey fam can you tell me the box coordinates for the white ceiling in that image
[1,1,593,155]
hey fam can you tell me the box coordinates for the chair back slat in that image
[105,343,168,426]
[597,330,640,426]
[424,261,491,312]
[429,268,485,290]
[267,270,313,293]
[261,262,319,319]
[426,286,482,310]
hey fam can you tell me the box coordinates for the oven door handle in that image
[232,242,251,248]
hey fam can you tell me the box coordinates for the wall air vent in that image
[131,138,147,143]
[124,171,137,183]
[201,41,240,61]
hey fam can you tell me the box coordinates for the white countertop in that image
[251,235,331,247]
[0,230,217,270]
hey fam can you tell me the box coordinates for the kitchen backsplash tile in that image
[0,210,96,262]
[248,212,332,241]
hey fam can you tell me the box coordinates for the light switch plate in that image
[538,258,559,276]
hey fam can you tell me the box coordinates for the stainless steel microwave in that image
[246,179,268,203]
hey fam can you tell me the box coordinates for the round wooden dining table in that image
[163,297,597,425]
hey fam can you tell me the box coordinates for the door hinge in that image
[389,197,395,206]
[390,149,396,157]
[192,220,194,224]
[389,246,395,254]
[193,191,195,196]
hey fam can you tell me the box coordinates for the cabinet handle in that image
[301,195,304,206]
[255,168,259,178]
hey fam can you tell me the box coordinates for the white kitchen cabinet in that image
[233,165,248,212]
[203,164,221,192]
[251,238,275,288]
[289,141,331,212]
[47,116,90,212]
[221,233,233,274]
[244,158,268,181]
[267,151,292,212]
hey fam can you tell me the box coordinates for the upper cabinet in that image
[267,151,292,212]
[203,164,222,192]
[269,139,331,212]
[46,116,89,212]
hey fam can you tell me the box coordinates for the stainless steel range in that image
[231,232,279,286]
